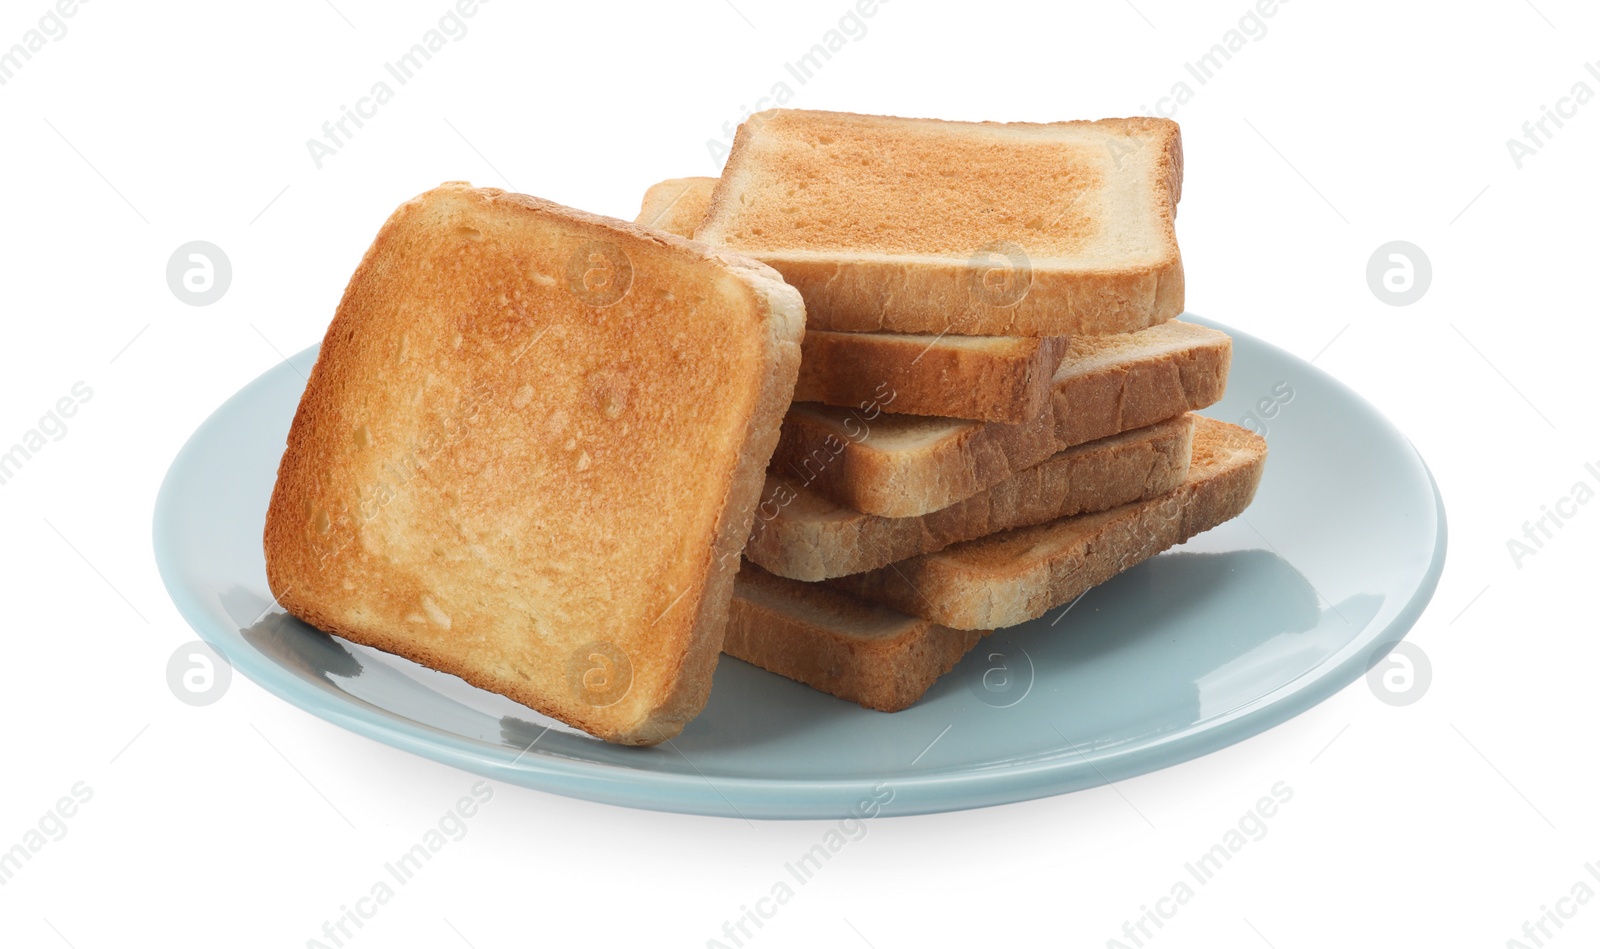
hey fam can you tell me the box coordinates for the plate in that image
[153,315,1446,819]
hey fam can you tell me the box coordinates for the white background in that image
[2,0,1596,946]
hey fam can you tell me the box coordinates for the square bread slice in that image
[773,320,1231,518]
[827,417,1267,629]
[695,109,1184,337]
[748,415,1196,581]
[725,564,985,712]
[636,175,1067,424]
[264,182,805,745]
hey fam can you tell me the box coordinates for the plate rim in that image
[152,314,1448,819]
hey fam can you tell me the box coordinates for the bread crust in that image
[751,256,1182,337]
[826,418,1267,629]
[637,176,1076,423]
[698,110,1185,337]
[724,564,985,712]
[748,415,1195,581]
[794,331,1069,424]
[772,320,1231,518]
[263,182,804,745]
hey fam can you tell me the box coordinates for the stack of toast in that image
[264,109,1265,745]
[639,112,1266,712]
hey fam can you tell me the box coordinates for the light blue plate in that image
[153,315,1445,819]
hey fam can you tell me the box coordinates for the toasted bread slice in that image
[635,176,1068,424]
[828,417,1266,629]
[795,330,1069,424]
[773,320,1231,518]
[749,415,1195,581]
[725,564,986,712]
[636,176,718,240]
[696,109,1184,337]
[264,182,805,745]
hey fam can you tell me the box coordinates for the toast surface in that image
[696,110,1184,336]
[749,415,1195,581]
[264,182,805,745]
[773,320,1231,517]
[827,417,1267,629]
[635,176,1069,423]
[725,564,985,712]
[636,176,717,240]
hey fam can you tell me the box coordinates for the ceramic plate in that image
[153,315,1445,818]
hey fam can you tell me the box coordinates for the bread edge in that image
[264,182,807,745]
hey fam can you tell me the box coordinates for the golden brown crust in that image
[637,176,1074,423]
[771,401,1060,519]
[748,415,1195,581]
[724,565,985,712]
[826,418,1267,629]
[263,182,804,745]
[750,257,1181,337]
[697,110,1184,337]
[772,320,1231,518]
[794,331,1069,424]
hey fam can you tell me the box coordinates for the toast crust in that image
[263,183,804,745]
[725,565,985,712]
[748,415,1196,581]
[772,320,1231,518]
[794,330,1069,424]
[827,418,1267,629]
[697,110,1185,337]
[635,176,1074,423]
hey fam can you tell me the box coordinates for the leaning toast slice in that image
[726,564,986,712]
[773,320,1231,518]
[264,182,805,745]
[827,417,1267,629]
[748,415,1195,581]
[635,175,1067,424]
[696,109,1184,337]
